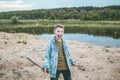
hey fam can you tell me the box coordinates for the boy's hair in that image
[54,24,64,30]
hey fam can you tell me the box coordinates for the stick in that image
[26,56,49,73]
[26,57,42,68]
[26,56,49,80]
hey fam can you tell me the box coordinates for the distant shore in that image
[0,20,120,38]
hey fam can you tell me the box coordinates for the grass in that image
[0,19,120,28]
[0,19,120,38]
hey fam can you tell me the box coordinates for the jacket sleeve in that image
[66,42,76,66]
[68,50,76,66]
[42,42,51,71]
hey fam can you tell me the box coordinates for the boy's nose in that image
[59,33,63,35]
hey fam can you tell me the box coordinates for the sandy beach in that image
[0,32,120,80]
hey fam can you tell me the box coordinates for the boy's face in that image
[54,27,64,40]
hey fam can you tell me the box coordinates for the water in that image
[36,33,120,47]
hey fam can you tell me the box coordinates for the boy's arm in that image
[65,42,76,66]
[42,43,51,72]
[68,50,81,67]
[68,50,80,67]
[68,51,76,66]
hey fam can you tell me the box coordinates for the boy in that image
[42,24,78,80]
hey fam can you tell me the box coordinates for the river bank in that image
[0,20,120,38]
[0,32,120,80]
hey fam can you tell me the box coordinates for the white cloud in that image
[0,0,32,12]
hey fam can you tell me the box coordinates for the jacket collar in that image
[53,36,65,43]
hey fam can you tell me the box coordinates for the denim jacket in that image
[43,37,75,78]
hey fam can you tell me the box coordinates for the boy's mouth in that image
[57,35,62,37]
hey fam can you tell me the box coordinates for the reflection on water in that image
[36,33,120,47]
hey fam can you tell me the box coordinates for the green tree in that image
[11,16,19,24]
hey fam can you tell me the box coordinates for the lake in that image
[36,33,120,47]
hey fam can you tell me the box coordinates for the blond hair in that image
[54,24,64,30]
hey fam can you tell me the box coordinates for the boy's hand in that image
[42,68,48,73]
[74,61,80,67]
[41,68,49,80]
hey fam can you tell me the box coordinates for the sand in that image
[0,32,120,80]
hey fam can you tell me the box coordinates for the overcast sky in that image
[0,0,120,12]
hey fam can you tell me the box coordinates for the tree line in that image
[0,5,120,20]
